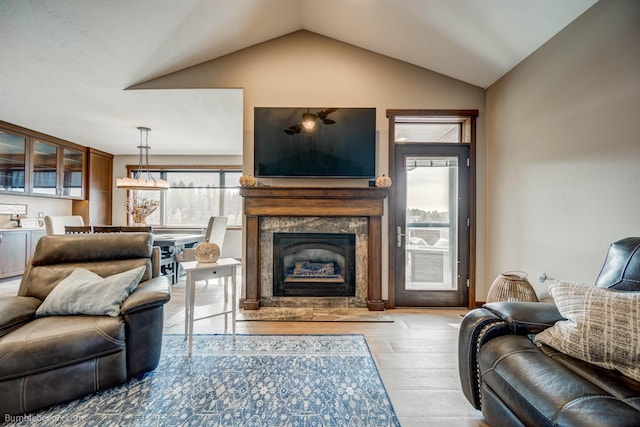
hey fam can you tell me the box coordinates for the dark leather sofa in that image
[0,233,171,416]
[459,237,640,426]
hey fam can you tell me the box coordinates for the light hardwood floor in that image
[1,274,488,427]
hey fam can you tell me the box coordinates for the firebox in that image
[273,232,356,297]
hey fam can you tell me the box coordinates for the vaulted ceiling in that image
[0,0,597,155]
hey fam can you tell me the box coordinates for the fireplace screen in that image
[273,232,356,297]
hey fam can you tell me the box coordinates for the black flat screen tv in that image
[254,107,376,178]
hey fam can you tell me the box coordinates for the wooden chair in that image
[93,226,153,233]
[121,226,153,233]
[64,225,93,234]
[92,226,122,233]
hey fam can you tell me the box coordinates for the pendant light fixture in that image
[116,127,170,190]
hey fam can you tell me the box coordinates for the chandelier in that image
[116,127,170,190]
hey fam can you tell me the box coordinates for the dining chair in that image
[64,225,93,234]
[44,215,85,235]
[176,216,228,283]
[92,226,122,233]
[177,216,228,262]
[121,226,153,233]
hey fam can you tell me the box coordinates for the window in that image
[394,116,469,143]
[126,167,243,227]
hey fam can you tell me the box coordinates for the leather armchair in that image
[459,237,640,426]
[0,233,170,416]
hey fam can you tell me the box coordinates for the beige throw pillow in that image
[534,281,640,382]
[36,266,146,317]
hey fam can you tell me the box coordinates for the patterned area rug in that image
[9,334,400,427]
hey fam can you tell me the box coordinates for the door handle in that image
[396,226,406,247]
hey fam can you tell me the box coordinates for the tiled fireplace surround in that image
[240,187,389,311]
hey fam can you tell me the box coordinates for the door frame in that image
[386,109,478,309]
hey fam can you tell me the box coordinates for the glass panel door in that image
[31,140,58,196]
[405,156,458,291]
[0,130,26,193]
[61,147,84,198]
[394,144,469,307]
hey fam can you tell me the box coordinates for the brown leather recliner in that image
[459,237,640,427]
[0,233,171,416]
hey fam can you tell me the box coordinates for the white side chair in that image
[176,216,229,287]
[44,215,85,235]
[178,216,228,263]
[177,216,229,283]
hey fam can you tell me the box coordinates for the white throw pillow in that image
[36,266,146,317]
[537,277,584,303]
[534,281,640,382]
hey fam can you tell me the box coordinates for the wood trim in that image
[367,216,385,310]
[125,164,242,172]
[240,186,389,199]
[88,147,114,159]
[243,216,261,310]
[241,187,388,218]
[386,109,479,118]
[468,115,477,309]
[244,198,384,217]
[387,114,398,308]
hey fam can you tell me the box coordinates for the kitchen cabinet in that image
[72,148,113,225]
[0,229,30,279]
[0,228,46,279]
[0,121,87,199]
[30,228,46,256]
[31,138,85,199]
[0,128,28,194]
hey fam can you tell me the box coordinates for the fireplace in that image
[273,232,356,297]
[240,187,389,310]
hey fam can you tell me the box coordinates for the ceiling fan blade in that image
[317,108,337,119]
[322,119,336,125]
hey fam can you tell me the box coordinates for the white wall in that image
[132,30,487,302]
[0,194,72,228]
[485,0,640,297]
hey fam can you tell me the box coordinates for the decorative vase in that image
[375,174,392,188]
[486,271,538,303]
[239,175,257,187]
[194,242,220,263]
[132,213,147,225]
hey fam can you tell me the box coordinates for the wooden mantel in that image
[240,187,389,311]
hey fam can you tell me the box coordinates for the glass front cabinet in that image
[62,146,85,198]
[0,129,27,194]
[0,123,86,199]
[31,139,58,196]
[31,139,85,199]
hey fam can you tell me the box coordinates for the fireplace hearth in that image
[273,232,356,297]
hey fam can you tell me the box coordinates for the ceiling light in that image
[302,112,316,131]
[116,127,170,190]
[283,108,338,135]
